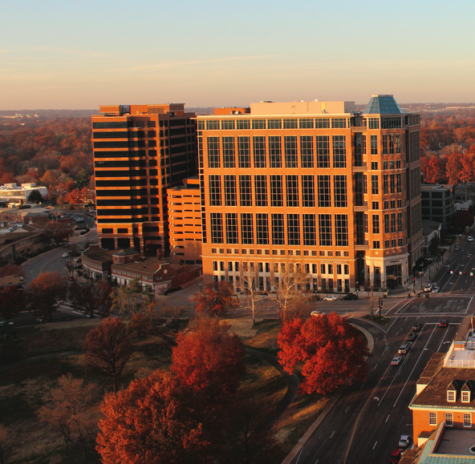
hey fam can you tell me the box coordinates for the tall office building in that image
[92,104,197,257]
[197,95,423,292]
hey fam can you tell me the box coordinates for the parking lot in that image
[394,295,472,315]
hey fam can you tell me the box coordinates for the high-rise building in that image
[91,104,197,257]
[197,95,423,292]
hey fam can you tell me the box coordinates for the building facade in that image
[167,176,202,265]
[91,104,197,257]
[421,184,455,229]
[197,96,423,292]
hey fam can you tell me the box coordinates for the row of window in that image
[429,411,471,428]
[208,174,348,208]
[212,261,351,276]
[209,212,349,247]
[210,247,350,257]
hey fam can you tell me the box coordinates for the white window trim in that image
[446,413,454,427]
[464,413,472,428]
[447,390,456,402]
[462,391,471,403]
[429,412,437,426]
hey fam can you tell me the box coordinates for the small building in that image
[422,220,442,256]
[455,199,473,211]
[421,184,455,228]
[81,245,116,280]
[167,177,202,265]
[0,183,47,204]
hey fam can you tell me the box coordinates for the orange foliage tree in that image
[84,317,134,392]
[278,312,370,395]
[26,271,67,322]
[0,263,24,278]
[192,282,239,317]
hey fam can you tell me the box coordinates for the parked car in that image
[398,343,411,355]
[391,356,403,366]
[398,435,412,448]
[61,252,69,258]
[406,333,417,342]
[389,449,404,463]
[323,295,337,301]
[412,322,423,332]
[439,320,449,328]
[468,236,474,242]
[342,293,358,300]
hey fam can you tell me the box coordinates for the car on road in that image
[323,295,337,301]
[432,285,440,293]
[61,252,69,258]
[389,448,404,463]
[406,333,417,342]
[68,276,74,281]
[0,321,14,327]
[342,293,358,300]
[412,322,423,332]
[455,246,461,251]
[468,236,474,242]
[423,283,433,292]
[398,343,411,355]
[398,435,412,448]
[311,310,322,317]
[439,320,449,328]
[391,355,403,366]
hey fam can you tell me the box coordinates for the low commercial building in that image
[422,220,442,256]
[421,184,455,228]
[167,176,202,265]
[0,183,47,204]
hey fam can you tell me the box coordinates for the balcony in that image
[354,201,368,212]
[355,244,369,251]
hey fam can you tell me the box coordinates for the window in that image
[332,118,346,128]
[333,135,346,168]
[238,137,251,168]
[381,117,402,129]
[207,137,220,168]
[303,214,316,246]
[270,175,283,207]
[236,119,250,130]
[462,391,471,403]
[446,413,453,427]
[252,119,266,129]
[429,412,437,426]
[316,118,330,128]
[397,174,402,193]
[302,175,315,207]
[271,214,285,245]
[239,175,252,206]
[391,213,396,233]
[319,214,332,246]
[209,175,222,206]
[223,136,235,168]
[384,214,390,233]
[344,265,349,275]
[410,132,420,162]
[210,213,223,243]
[253,136,266,168]
[286,175,299,207]
[383,175,389,194]
[317,136,330,167]
[269,136,282,167]
[398,238,403,247]
[254,175,268,207]
[390,174,395,194]
[283,119,297,129]
[299,118,313,129]
[397,213,403,232]
[221,120,235,130]
[240,213,254,244]
[285,136,298,168]
[464,413,472,427]
[335,214,348,246]
[300,136,314,168]
[371,135,378,154]
[256,213,269,245]
[268,119,282,129]
[321,264,326,274]
[372,175,379,195]
[287,214,300,245]
[373,241,380,249]
[373,215,380,234]
[224,175,236,206]
[317,175,331,207]
[371,162,378,170]
[368,118,379,129]
[447,390,456,402]
[334,175,347,207]
[372,201,379,209]
[225,213,238,244]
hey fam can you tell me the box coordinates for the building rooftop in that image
[421,184,454,191]
[363,95,403,114]
[422,220,443,236]
[82,246,115,263]
[0,275,24,289]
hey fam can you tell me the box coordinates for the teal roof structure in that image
[363,95,403,114]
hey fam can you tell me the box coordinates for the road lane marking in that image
[392,325,437,408]
[386,415,390,422]
[294,448,303,464]
[330,431,335,439]
[374,364,378,370]
[373,441,377,450]
[345,406,349,413]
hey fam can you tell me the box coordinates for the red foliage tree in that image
[192,282,239,317]
[171,316,245,403]
[0,285,22,322]
[278,313,370,395]
[26,271,67,322]
[96,370,212,464]
[84,317,134,391]
[446,152,463,185]
[0,263,25,278]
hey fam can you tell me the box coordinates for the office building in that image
[91,104,197,257]
[197,95,423,292]
[421,184,455,229]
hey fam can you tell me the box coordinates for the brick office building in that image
[91,104,197,257]
[197,95,423,293]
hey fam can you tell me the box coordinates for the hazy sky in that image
[2,0,475,109]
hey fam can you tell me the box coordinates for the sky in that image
[2,0,475,109]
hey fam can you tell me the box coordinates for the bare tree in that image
[240,263,266,327]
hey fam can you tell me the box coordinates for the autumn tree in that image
[0,424,12,464]
[0,286,22,322]
[0,264,24,278]
[69,280,112,319]
[240,263,267,327]
[43,221,74,245]
[192,281,239,317]
[277,312,369,395]
[65,187,88,206]
[110,278,155,316]
[171,316,245,405]
[38,374,99,461]
[26,272,67,322]
[446,152,463,185]
[96,370,212,464]
[84,317,134,391]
